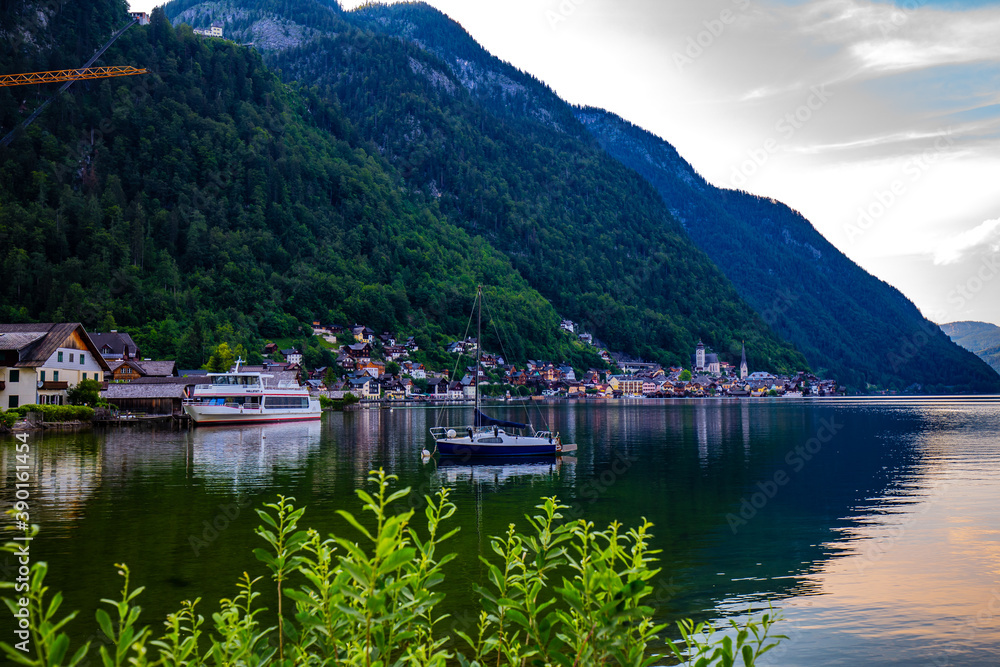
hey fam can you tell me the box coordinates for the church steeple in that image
[740,341,748,380]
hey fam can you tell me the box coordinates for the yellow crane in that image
[0,66,148,88]
[1,16,146,147]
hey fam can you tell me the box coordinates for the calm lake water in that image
[2,398,999,665]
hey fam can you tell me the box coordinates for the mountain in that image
[941,321,1000,376]
[576,115,1000,392]
[156,0,809,373]
[318,1,999,392]
[0,0,805,374]
[0,1,600,370]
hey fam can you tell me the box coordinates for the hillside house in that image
[280,348,303,364]
[359,360,385,377]
[346,343,372,362]
[0,323,111,408]
[193,23,223,38]
[384,345,407,361]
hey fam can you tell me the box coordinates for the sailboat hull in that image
[435,436,560,457]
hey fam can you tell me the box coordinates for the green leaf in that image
[96,608,115,640]
[335,510,374,541]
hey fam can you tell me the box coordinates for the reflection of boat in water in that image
[435,455,576,488]
[183,360,321,425]
[429,286,576,458]
[189,420,321,487]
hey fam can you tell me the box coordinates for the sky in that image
[133,0,1000,326]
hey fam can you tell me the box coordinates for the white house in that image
[193,24,224,38]
[0,323,110,408]
[281,348,303,365]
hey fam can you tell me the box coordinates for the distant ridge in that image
[940,322,1000,377]
[576,108,1000,393]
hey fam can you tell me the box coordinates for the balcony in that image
[37,381,69,390]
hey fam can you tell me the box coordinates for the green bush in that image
[0,411,17,429]
[0,471,784,666]
[318,392,361,411]
[9,404,95,422]
[66,379,103,407]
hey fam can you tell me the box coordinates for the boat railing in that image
[193,384,263,391]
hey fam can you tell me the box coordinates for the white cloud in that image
[932,218,1000,265]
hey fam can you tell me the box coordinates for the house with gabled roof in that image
[90,331,140,361]
[0,323,111,408]
[108,359,179,383]
[346,342,372,361]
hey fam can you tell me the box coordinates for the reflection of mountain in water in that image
[536,401,936,629]
[673,402,941,625]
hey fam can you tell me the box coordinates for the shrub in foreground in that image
[0,470,784,666]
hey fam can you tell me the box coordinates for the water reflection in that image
[187,421,321,490]
[1,398,998,665]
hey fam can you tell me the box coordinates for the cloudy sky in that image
[135,0,1000,325]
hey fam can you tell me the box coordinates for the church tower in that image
[740,341,748,380]
[696,339,705,372]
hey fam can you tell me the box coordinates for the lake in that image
[2,398,999,665]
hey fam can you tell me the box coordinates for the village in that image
[0,318,839,422]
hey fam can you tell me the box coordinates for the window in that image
[80,354,86,364]
[58,352,64,362]
[40,371,45,382]
[69,353,74,363]
[53,371,59,382]
[9,370,19,383]
[8,396,18,408]
[82,373,86,381]
[263,396,310,409]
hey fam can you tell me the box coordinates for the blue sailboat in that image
[428,286,574,458]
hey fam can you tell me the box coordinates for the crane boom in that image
[1,17,142,147]
[0,66,148,88]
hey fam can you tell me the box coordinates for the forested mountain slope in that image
[577,109,1000,392]
[0,2,592,368]
[160,0,807,371]
[337,2,1000,392]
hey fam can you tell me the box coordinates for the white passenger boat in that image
[183,361,321,425]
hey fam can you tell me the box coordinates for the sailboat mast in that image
[476,284,482,420]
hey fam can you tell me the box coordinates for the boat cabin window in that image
[263,396,310,409]
[212,375,259,386]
